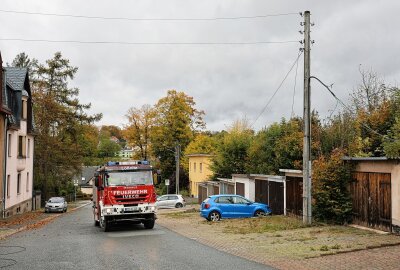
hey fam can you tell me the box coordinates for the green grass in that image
[222,216,310,234]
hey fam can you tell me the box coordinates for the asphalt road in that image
[0,204,273,270]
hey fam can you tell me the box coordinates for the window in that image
[194,162,197,172]
[18,136,26,158]
[215,196,233,204]
[6,175,10,198]
[17,173,21,194]
[200,163,203,173]
[21,100,27,119]
[26,172,30,192]
[7,134,11,157]
[27,139,31,158]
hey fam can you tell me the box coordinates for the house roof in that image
[74,166,98,186]
[4,67,28,91]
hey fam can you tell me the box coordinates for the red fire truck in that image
[92,161,157,231]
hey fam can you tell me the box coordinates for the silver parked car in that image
[156,194,186,209]
[45,197,68,213]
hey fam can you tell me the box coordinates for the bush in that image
[312,148,353,224]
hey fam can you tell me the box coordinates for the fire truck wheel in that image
[100,217,110,232]
[143,219,155,229]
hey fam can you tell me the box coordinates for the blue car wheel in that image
[254,209,266,217]
[207,211,221,222]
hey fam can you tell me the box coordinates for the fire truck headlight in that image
[149,206,155,211]
[106,208,112,214]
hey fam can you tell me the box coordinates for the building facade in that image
[0,53,12,217]
[187,154,213,198]
[3,67,34,217]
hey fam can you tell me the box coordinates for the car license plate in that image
[125,207,138,211]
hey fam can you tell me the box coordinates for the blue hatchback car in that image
[200,194,271,221]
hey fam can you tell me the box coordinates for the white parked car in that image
[45,197,68,213]
[156,194,186,209]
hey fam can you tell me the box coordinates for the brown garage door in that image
[351,172,391,231]
[213,185,219,195]
[286,176,302,216]
[236,182,245,196]
[198,186,208,204]
[255,180,284,215]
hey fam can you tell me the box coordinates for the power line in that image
[0,9,299,21]
[0,38,299,46]
[291,50,301,118]
[310,76,395,142]
[251,50,303,128]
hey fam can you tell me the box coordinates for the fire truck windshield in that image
[106,170,153,186]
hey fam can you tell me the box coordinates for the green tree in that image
[97,136,121,158]
[312,148,353,224]
[247,123,282,174]
[383,117,400,158]
[12,52,102,199]
[211,119,253,178]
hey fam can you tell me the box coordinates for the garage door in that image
[351,172,391,232]
[236,182,245,196]
[198,186,208,204]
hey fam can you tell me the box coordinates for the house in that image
[3,66,35,217]
[343,157,400,233]
[187,154,213,198]
[0,53,12,217]
[73,166,98,195]
[117,147,135,159]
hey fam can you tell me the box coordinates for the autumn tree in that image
[12,52,102,199]
[124,104,153,160]
[151,90,205,191]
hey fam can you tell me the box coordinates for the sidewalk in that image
[156,207,400,270]
[0,200,91,240]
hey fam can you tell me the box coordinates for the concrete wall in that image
[354,160,400,230]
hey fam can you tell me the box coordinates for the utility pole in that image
[302,10,312,225]
[175,144,180,194]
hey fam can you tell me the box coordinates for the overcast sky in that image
[1,0,399,131]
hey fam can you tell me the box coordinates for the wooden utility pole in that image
[302,10,312,225]
[175,144,180,194]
